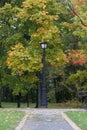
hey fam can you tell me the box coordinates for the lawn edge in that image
[61,112,81,130]
[15,112,28,130]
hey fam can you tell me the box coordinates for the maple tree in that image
[0,0,68,107]
[64,0,87,96]
[7,0,67,75]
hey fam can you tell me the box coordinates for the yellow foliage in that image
[7,43,42,75]
[6,0,67,76]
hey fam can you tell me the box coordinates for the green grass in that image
[2,102,35,108]
[48,101,80,108]
[66,111,87,130]
[0,110,25,130]
[1,100,83,108]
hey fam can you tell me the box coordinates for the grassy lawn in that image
[66,111,87,130]
[1,101,84,108]
[0,110,25,130]
[48,101,82,108]
[2,102,35,108]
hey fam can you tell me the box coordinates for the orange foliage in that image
[73,0,85,6]
[67,49,87,65]
[71,10,78,16]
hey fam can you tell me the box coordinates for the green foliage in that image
[0,0,24,7]
[67,70,87,91]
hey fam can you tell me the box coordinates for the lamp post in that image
[40,42,47,108]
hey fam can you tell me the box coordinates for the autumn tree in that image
[65,0,87,100]
[5,0,68,107]
[0,0,87,106]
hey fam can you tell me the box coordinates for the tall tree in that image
[6,0,67,106]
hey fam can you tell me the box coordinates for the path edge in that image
[61,112,81,130]
[15,113,28,130]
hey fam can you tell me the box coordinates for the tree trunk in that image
[54,79,59,103]
[36,84,41,108]
[35,88,38,108]
[26,93,29,107]
[17,93,21,108]
[36,72,41,108]
[0,88,2,108]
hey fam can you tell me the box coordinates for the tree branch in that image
[66,0,87,27]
